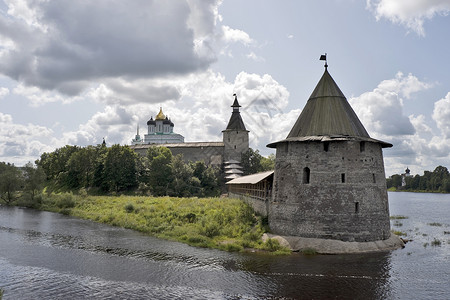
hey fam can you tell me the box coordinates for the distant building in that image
[130,95,249,169]
[401,167,412,187]
[132,107,184,145]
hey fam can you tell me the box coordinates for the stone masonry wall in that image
[269,140,391,242]
[223,130,249,161]
[133,145,224,166]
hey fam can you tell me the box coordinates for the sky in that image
[0,0,449,176]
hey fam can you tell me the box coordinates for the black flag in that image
[320,54,326,61]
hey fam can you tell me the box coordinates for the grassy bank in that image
[20,193,289,254]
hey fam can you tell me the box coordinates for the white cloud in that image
[432,92,450,138]
[13,83,82,106]
[349,72,445,176]
[246,51,265,62]
[221,25,254,45]
[0,111,55,165]
[0,87,9,98]
[0,0,255,97]
[348,73,429,137]
[58,69,291,154]
[367,0,450,36]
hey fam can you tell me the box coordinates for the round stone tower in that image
[267,65,393,242]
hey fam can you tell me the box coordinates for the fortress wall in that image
[269,140,390,242]
[168,145,224,166]
[131,144,224,166]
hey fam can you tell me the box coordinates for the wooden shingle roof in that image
[267,68,392,148]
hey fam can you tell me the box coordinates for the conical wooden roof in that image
[267,68,392,148]
[223,95,247,131]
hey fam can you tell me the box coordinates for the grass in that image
[0,288,3,299]
[431,239,442,247]
[301,248,318,255]
[391,230,407,236]
[428,222,443,227]
[393,221,403,227]
[390,215,409,220]
[30,193,290,254]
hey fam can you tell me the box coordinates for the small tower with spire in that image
[267,59,393,242]
[132,124,143,145]
[222,94,249,162]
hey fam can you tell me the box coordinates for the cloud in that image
[13,83,82,106]
[367,0,450,36]
[246,51,265,62]
[348,72,445,175]
[57,70,292,154]
[432,92,450,138]
[0,0,245,96]
[0,111,55,165]
[221,25,254,45]
[0,87,9,98]
[348,72,432,137]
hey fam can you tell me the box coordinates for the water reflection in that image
[3,199,449,299]
[236,252,393,299]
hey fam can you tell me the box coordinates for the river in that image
[1,192,449,299]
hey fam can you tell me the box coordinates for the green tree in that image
[36,145,79,187]
[389,174,402,188]
[22,162,45,201]
[103,145,138,192]
[148,147,173,196]
[261,153,275,171]
[66,146,100,189]
[169,154,194,197]
[0,162,23,205]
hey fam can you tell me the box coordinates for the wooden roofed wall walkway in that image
[226,171,274,216]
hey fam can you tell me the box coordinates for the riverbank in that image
[19,193,289,254]
[263,233,404,254]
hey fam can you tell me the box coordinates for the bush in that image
[301,248,318,255]
[262,238,282,252]
[224,243,243,252]
[57,193,76,209]
[186,234,210,247]
[124,203,135,213]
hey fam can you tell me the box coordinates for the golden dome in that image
[155,107,165,120]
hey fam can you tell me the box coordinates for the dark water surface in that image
[1,192,449,299]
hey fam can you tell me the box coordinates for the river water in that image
[0,192,449,299]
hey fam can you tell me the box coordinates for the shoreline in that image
[263,233,405,254]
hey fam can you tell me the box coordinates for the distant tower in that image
[267,62,393,242]
[222,94,249,162]
[401,167,412,187]
[132,124,143,145]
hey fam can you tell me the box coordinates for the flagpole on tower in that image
[319,53,328,69]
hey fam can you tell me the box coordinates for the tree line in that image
[0,144,276,206]
[387,165,450,193]
[0,144,223,205]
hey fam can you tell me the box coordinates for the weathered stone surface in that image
[269,140,391,242]
[262,233,404,254]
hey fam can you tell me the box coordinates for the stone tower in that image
[267,65,393,242]
[223,94,249,162]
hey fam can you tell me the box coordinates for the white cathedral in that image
[132,107,184,145]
